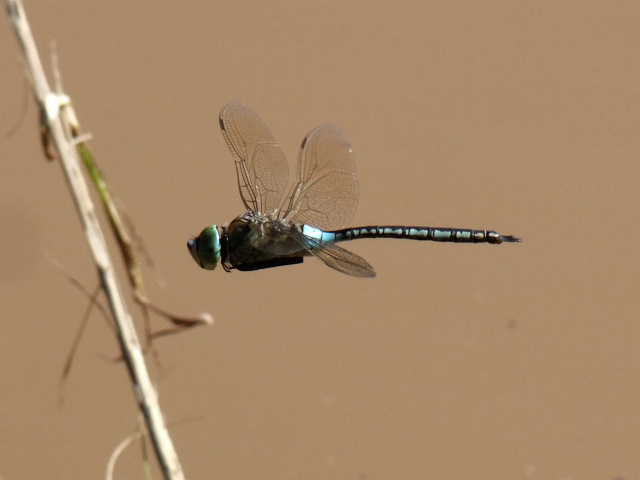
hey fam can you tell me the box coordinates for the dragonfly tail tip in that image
[501,234,521,243]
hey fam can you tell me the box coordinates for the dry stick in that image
[5,2,186,479]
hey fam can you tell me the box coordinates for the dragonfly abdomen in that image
[329,226,520,244]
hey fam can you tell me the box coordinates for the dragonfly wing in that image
[283,125,359,230]
[219,102,290,214]
[302,234,375,277]
[310,243,376,278]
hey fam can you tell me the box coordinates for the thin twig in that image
[60,283,106,379]
[105,430,144,480]
[106,414,205,480]
[5,2,185,479]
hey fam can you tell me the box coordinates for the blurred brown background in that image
[1,1,637,478]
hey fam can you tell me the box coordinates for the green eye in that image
[187,225,221,270]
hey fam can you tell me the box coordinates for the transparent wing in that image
[282,125,358,230]
[302,234,376,278]
[219,102,290,214]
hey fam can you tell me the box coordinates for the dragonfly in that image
[187,102,520,278]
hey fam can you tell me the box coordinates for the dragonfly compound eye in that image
[188,225,221,270]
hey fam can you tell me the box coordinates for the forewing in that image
[303,235,375,278]
[283,125,358,230]
[219,102,290,214]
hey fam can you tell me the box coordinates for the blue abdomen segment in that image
[302,225,338,245]
[304,225,520,245]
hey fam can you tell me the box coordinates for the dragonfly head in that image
[187,225,222,270]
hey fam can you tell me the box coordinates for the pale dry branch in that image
[5,1,186,478]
